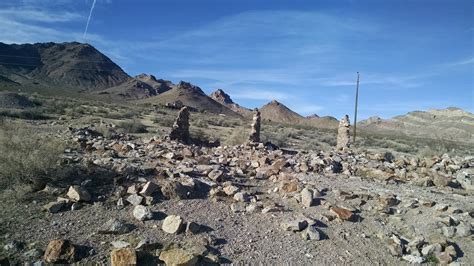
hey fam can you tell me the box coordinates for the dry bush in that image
[222,127,248,146]
[152,115,175,128]
[0,121,66,189]
[117,119,147,134]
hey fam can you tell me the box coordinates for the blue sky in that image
[0,0,473,119]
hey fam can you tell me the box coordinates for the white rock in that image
[66,186,91,202]
[139,181,159,196]
[223,185,239,196]
[126,194,143,206]
[402,254,425,264]
[301,188,313,207]
[111,241,130,249]
[133,205,153,221]
[162,215,184,234]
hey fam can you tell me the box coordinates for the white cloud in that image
[230,89,293,101]
[446,57,474,67]
[0,8,82,22]
[291,104,324,115]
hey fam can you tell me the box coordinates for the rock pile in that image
[5,121,472,265]
[169,106,190,143]
[336,114,351,151]
[248,109,261,144]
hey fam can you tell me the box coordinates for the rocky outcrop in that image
[336,115,351,151]
[210,89,234,104]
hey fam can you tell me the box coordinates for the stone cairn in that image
[169,106,190,143]
[336,114,351,151]
[248,109,261,144]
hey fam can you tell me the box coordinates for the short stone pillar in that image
[248,109,261,144]
[336,114,350,151]
[169,107,190,143]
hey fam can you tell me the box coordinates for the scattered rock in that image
[110,248,137,266]
[223,185,239,196]
[330,207,354,221]
[233,192,250,202]
[162,215,184,234]
[66,186,91,202]
[159,248,198,266]
[421,243,442,256]
[161,180,189,200]
[43,239,77,264]
[281,219,308,232]
[139,181,159,196]
[43,201,66,213]
[186,222,201,234]
[98,219,131,234]
[301,225,322,241]
[126,194,144,206]
[133,205,153,221]
[300,188,313,207]
[111,241,130,249]
[402,254,425,264]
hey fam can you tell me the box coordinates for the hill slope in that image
[260,100,304,124]
[142,81,240,117]
[0,42,130,90]
[359,107,474,143]
[210,89,253,117]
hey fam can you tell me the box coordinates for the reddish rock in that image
[281,181,298,193]
[330,207,354,221]
[43,239,77,264]
[110,248,137,266]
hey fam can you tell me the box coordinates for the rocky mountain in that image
[359,107,474,144]
[210,89,253,117]
[96,74,175,100]
[260,100,304,124]
[0,42,130,90]
[142,81,240,117]
[135,74,174,94]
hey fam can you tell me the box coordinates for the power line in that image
[353,72,360,143]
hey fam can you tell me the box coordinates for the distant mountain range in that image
[1,41,473,142]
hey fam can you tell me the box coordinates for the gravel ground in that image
[1,171,472,265]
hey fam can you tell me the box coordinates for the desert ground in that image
[0,91,473,265]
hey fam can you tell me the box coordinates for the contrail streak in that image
[83,0,97,39]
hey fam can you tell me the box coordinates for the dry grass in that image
[0,120,66,189]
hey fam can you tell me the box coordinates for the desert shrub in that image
[222,127,248,146]
[0,109,50,120]
[153,116,175,128]
[95,125,116,138]
[207,116,242,128]
[0,122,66,189]
[117,119,147,133]
[103,109,139,120]
[193,118,209,129]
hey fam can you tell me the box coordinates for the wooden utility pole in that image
[353,72,360,143]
